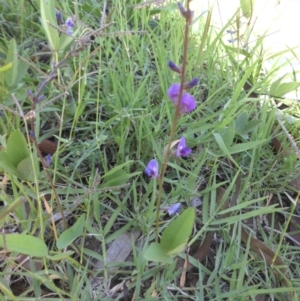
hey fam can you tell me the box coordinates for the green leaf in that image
[6,130,29,167]
[56,214,86,249]
[143,242,173,264]
[241,120,262,135]
[4,39,18,87]
[161,207,195,255]
[14,59,29,85]
[235,112,248,134]
[40,0,59,50]
[0,234,48,257]
[269,74,286,96]
[239,0,254,19]
[219,123,235,148]
[227,139,265,154]
[213,133,239,168]
[47,251,75,260]
[17,156,38,181]
[0,151,20,177]
[272,82,300,97]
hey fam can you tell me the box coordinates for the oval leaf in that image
[273,82,300,97]
[17,156,38,181]
[0,234,48,257]
[7,130,29,167]
[239,0,253,19]
[4,39,18,87]
[161,207,195,255]
[143,242,172,264]
[40,0,59,50]
[57,214,86,249]
[0,151,20,177]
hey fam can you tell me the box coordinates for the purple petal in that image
[168,84,197,114]
[144,159,159,179]
[176,137,192,157]
[226,29,237,34]
[167,203,181,215]
[29,130,35,138]
[66,27,74,35]
[180,93,196,114]
[167,83,181,102]
[65,17,74,28]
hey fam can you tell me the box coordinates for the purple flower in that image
[45,154,52,168]
[226,29,237,34]
[168,61,182,74]
[65,17,74,35]
[144,159,159,179]
[29,130,35,138]
[65,17,74,28]
[167,203,181,215]
[167,84,196,114]
[66,28,74,35]
[168,83,181,100]
[176,137,192,157]
[180,93,196,113]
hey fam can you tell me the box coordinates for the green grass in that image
[0,0,300,300]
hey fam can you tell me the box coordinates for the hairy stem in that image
[155,1,192,241]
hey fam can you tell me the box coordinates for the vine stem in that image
[155,1,192,242]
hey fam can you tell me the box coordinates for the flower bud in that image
[168,61,182,74]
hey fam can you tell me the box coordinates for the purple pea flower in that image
[226,29,237,34]
[167,203,181,215]
[168,83,196,114]
[65,17,74,28]
[29,130,35,138]
[144,159,159,179]
[168,83,180,100]
[45,154,52,168]
[65,17,74,35]
[180,93,196,113]
[176,137,192,157]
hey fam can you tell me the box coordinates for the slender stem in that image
[155,1,191,241]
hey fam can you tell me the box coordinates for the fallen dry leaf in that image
[90,230,140,290]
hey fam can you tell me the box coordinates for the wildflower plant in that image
[143,1,197,263]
